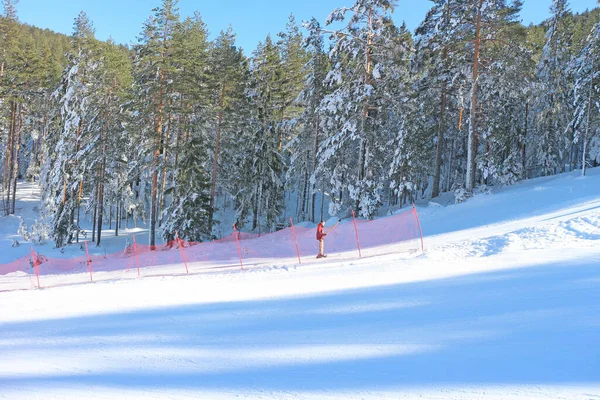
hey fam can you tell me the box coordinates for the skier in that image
[316,220,327,258]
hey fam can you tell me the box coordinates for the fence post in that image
[30,247,40,288]
[351,209,362,258]
[412,203,424,252]
[289,217,301,264]
[233,224,244,270]
[84,241,93,282]
[175,231,189,273]
[132,234,140,277]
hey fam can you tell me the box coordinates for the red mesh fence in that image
[0,207,423,291]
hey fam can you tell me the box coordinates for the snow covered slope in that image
[1,168,599,399]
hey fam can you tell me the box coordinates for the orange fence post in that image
[233,224,244,270]
[30,247,40,288]
[351,210,362,258]
[175,231,189,273]
[132,234,140,277]
[84,241,93,282]
[289,217,301,264]
[412,203,424,252]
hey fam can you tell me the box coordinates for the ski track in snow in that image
[1,169,600,399]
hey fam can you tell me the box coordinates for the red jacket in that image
[316,223,326,240]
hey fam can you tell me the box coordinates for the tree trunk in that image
[300,153,309,220]
[115,199,120,236]
[320,181,325,222]
[92,194,97,243]
[582,61,594,177]
[432,1,450,199]
[11,103,22,215]
[357,7,374,213]
[252,177,263,232]
[432,80,447,198]
[76,181,82,243]
[311,115,319,222]
[96,90,111,246]
[466,0,483,193]
[357,125,368,212]
[4,101,16,215]
[209,84,226,233]
[151,20,170,247]
[173,97,183,185]
[39,108,49,169]
[69,114,83,241]
[158,113,171,229]
[150,73,165,249]
[522,101,528,179]
[97,180,105,247]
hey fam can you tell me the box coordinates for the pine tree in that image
[206,27,248,232]
[92,39,132,245]
[476,22,532,186]
[43,11,100,247]
[317,0,417,217]
[161,132,212,242]
[533,0,573,176]
[0,0,19,87]
[240,36,286,231]
[132,0,179,248]
[7,28,49,213]
[1,0,20,215]
[413,0,469,198]
[571,17,600,175]
[447,0,523,193]
[277,14,309,138]
[289,18,328,222]
[157,11,212,240]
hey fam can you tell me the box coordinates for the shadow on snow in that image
[1,259,599,391]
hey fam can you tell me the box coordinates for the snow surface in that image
[1,168,600,399]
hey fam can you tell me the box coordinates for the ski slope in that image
[1,168,599,399]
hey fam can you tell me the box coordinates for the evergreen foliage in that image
[1,0,599,247]
[161,132,212,242]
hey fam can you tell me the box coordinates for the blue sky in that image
[13,0,600,53]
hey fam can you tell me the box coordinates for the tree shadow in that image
[1,259,599,392]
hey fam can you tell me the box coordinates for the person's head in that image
[320,220,325,226]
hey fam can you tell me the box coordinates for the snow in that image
[1,168,600,399]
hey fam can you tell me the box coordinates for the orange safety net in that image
[0,207,424,291]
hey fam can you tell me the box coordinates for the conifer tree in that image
[533,0,573,176]
[413,0,468,198]
[571,17,600,175]
[241,36,286,231]
[317,0,411,217]
[132,0,179,248]
[0,0,19,87]
[44,11,100,247]
[290,18,328,222]
[92,40,132,245]
[160,11,212,240]
[477,23,532,186]
[206,27,248,232]
[277,14,309,139]
[161,131,212,242]
[1,0,20,215]
[453,0,522,192]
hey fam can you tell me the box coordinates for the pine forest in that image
[1,0,600,248]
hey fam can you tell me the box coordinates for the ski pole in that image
[326,220,341,235]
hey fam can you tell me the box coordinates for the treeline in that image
[0,0,599,248]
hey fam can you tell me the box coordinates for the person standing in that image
[316,220,327,258]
